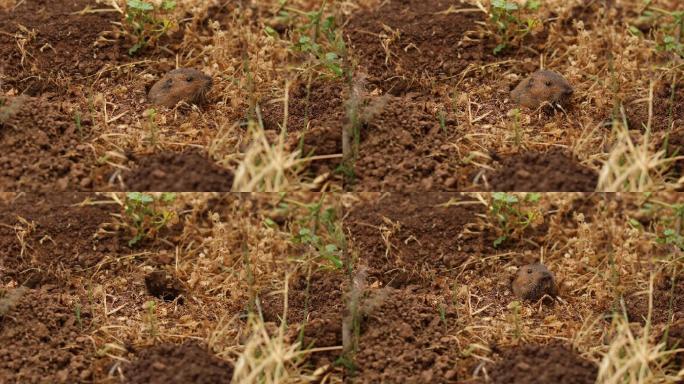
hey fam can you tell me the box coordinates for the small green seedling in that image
[489,192,541,247]
[280,2,347,78]
[125,0,177,55]
[123,192,176,246]
[490,0,541,55]
[507,300,522,340]
[145,300,157,338]
[289,198,345,269]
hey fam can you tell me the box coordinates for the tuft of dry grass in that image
[597,276,684,384]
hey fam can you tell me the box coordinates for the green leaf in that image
[128,41,144,55]
[493,235,507,248]
[323,16,335,31]
[325,52,339,61]
[264,218,277,228]
[493,43,507,55]
[324,244,338,253]
[493,192,518,204]
[526,193,541,203]
[324,254,343,269]
[161,0,176,10]
[161,192,176,202]
[264,26,278,37]
[328,63,344,77]
[628,218,642,228]
[525,0,540,10]
[127,0,154,11]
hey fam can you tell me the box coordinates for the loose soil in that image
[351,95,462,191]
[124,342,234,384]
[487,344,598,384]
[122,150,235,192]
[345,0,544,95]
[485,149,599,191]
[0,286,99,383]
[0,193,121,288]
[1,192,683,382]
[0,95,99,191]
[352,286,460,383]
[0,0,126,95]
[260,269,346,367]
[261,80,347,176]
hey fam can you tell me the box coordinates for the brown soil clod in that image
[0,287,97,383]
[511,263,558,301]
[145,270,186,303]
[0,95,97,191]
[489,344,597,384]
[511,70,574,110]
[125,342,233,384]
[487,149,598,192]
[148,68,213,108]
[122,150,234,191]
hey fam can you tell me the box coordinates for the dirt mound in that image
[487,149,598,191]
[625,274,683,326]
[0,95,97,191]
[261,80,346,174]
[0,193,121,287]
[352,95,460,191]
[0,287,97,383]
[0,0,125,94]
[488,344,597,384]
[346,0,485,94]
[260,270,345,367]
[353,287,459,383]
[123,150,234,191]
[345,193,486,286]
[125,342,233,384]
[346,0,545,95]
[625,79,684,132]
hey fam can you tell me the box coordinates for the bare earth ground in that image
[1,0,683,191]
[1,192,683,382]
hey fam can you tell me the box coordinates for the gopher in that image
[148,68,212,108]
[512,263,558,301]
[510,70,574,109]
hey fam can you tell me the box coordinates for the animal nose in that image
[541,272,552,281]
[564,88,574,96]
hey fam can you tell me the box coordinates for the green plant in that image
[489,0,541,55]
[74,302,83,330]
[507,300,522,340]
[145,300,157,339]
[277,2,347,78]
[488,192,541,247]
[124,0,177,55]
[123,192,176,246]
[143,108,158,147]
[651,8,684,58]
[291,199,345,269]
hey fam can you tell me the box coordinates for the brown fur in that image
[148,68,212,108]
[512,263,558,301]
[511,70,573,109]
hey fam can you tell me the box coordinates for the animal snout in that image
[563,87,574,97]
[540,272,552,281]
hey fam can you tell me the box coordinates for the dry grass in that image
[2,192,684,382]
[3,0,678,190]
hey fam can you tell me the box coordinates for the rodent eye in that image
[545,81,552,87]
[527,269,533,274]
[186,77,194,82]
